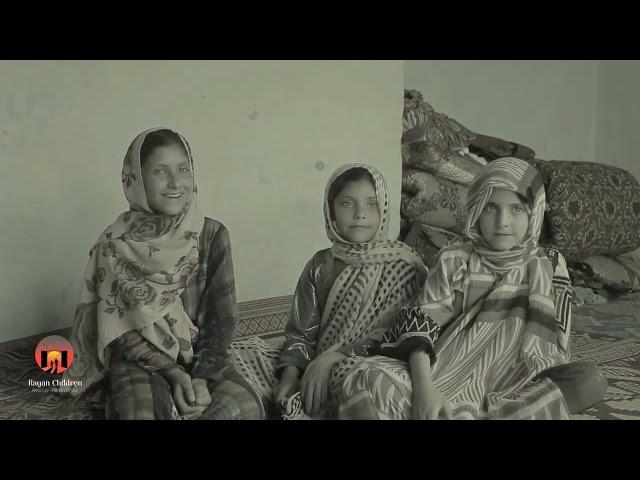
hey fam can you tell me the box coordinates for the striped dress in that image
[335,243,573,420]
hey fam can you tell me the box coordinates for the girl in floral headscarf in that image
[336,157,607,420]
[63,128,263,420]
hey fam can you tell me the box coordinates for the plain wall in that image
[595,60,640,180]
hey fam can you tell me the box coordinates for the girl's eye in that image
[180,167,190,174]
[369,202,378,208]
[485,205,496,212]
[155,168,167,175]
[343,201,353,207]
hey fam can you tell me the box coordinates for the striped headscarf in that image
[316,164,427,354]
[426,157,561,347]
[464,156,547,273]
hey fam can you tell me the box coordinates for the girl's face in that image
[141,144,194,216]
[478,188,530,251]
[332,178,380,243]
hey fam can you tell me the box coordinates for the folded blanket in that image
[401,89,537,186]
[401,169,468,235]
[402,89,476,149]
[403,222,464,269]
[569,248,640,293]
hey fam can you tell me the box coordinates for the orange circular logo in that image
[35,335,74,374]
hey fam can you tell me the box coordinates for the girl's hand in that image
[408,349,452,420]
[163,367,206,419]
[191,378,212,407]
[273,366,300,405]
[411,381,452,420]
[300,352,345,417]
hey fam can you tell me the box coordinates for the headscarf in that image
[315,164,427,354]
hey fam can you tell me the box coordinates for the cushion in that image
[570,248,640,293]
[401,169,468,236]
[404,222,463,270]
[536,160,640,261]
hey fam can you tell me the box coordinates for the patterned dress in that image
[231,163,426,419]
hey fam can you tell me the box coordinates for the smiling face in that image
[141,144,194,216]
[332,178,381,243]
[478,188,530,251]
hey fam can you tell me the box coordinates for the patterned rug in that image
[1,293,639,420]
[569,292,640,420]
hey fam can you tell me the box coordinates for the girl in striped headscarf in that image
[230,164,426,419]
[336,157,607,420]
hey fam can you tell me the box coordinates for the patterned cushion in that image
[399,192,413,239]
[536,160,640,261]
[404,222,463,270]
[401,169,468,235]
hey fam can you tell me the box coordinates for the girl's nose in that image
[167,173,178,189]
[497,210,511,226]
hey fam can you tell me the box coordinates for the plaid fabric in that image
[199,365,265,420]
[107,358,264,420]
[182,218,240,380]
[107,360,178,420]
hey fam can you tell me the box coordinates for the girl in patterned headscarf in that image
[336,157,607,420]
[231,164,426,419]
[62,128,263,420]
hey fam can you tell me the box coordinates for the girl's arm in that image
[275,255,323,379]
[191,224,239,380]
[408,348,452,420]
[409,349,434,385]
